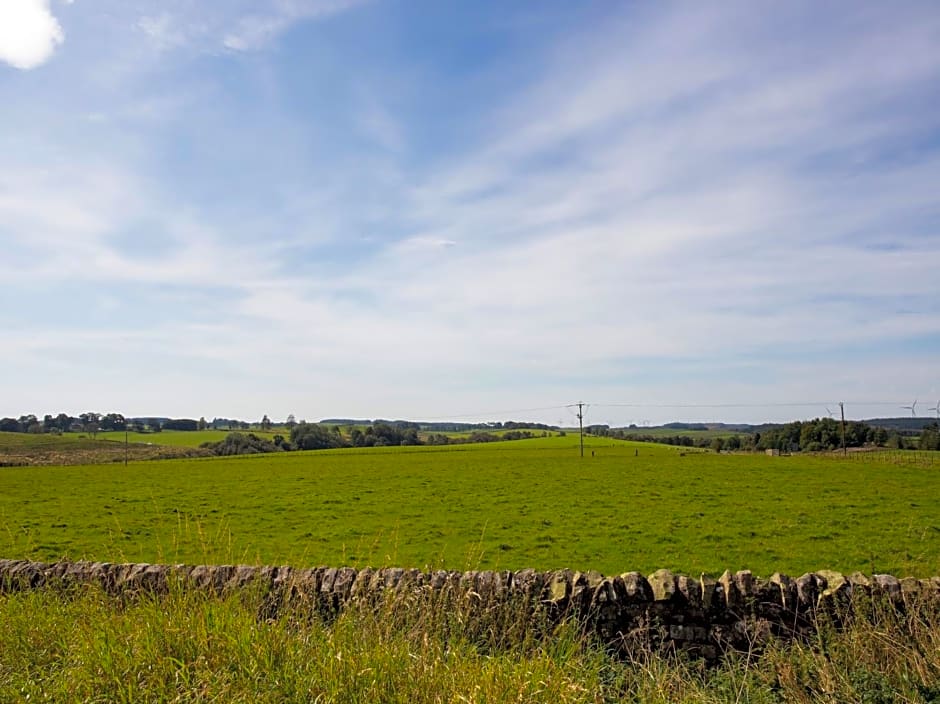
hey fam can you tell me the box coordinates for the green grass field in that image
[92,429,283,447]
[2,435,938,577]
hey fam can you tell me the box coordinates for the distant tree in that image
[886,433,906,450]
[197,417,208,431]
[918,423,940,451]
[261,415,272,431]
[163,419,199,431]
[503,430,534,441]
[349,428,365,447]
[710,437,724,453]
[872,427,889,446]
[285,414,297,430]
[290,423,346,450]
[0,418,20,433]
[100,413,126,431]
[845,422,872,447]
[72,412,100,437]
[202,432,282,456]
[363,423,422,447]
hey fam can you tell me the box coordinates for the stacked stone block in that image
[1,559,937,658]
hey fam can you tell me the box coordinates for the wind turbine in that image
[825,406,834,419]
[901,399,917,418]
[929,400,940,421]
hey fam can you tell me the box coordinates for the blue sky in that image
[1,0,939,426]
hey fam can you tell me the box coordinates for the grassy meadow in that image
[1,434,938,577]
[3,433,940,702]
[99,429,283,448]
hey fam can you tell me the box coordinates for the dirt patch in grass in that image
[0,432,211,466]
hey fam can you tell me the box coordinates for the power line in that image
[330,398,937,425]
[418,405,569,421]
[592,401,922,409]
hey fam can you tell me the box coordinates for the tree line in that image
[199,423,549,456]
[0,412,128,437]
[319,419,556,433]
[607,418,940,452]
[0,413,229,436]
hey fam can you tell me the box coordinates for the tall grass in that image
[1,583,939,703]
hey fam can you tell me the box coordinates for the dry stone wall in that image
[2,559,938,659]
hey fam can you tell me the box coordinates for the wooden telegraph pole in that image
[577,402,584,458]
[839,401,846,456]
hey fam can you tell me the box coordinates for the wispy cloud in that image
[132,0,368,55]
[222,0,367,51]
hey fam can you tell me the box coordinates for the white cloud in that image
[0,0,64,69]
[1,1,938,422]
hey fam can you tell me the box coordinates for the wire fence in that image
[832,449,940,469]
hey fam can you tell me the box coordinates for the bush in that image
[201,432,281,456]
[290,423,346,451]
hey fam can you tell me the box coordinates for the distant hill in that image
[863,417,938,431]
[620,417,940,434]
[320,419,558,432]
[617,422,775,434]
[660,422,773,432]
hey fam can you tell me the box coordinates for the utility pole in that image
[839,401,846,456]
[577,402,584,458]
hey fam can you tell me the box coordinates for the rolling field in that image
[92,429,283,448]
[1,435,939,577]
[0,431,209,466]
